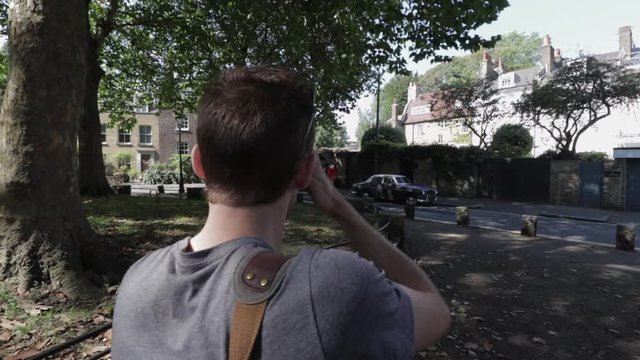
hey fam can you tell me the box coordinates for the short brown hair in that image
[196,66,315,206]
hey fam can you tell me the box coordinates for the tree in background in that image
[361,126,406,147]
[315,124,349,148]
[515,57,640,159]
[374,74,414,123]
[0,0,96,297]
[440,79,505,149]
[355,107,375,144]
[416,32,542,91]
[490,124,533,158]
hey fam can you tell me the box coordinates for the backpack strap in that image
[229,249,291,360]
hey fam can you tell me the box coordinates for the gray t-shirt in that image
[112,237,414,359]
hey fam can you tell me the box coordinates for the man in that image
[112,66,450,359]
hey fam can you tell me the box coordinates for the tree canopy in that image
[315,124,349,148]
[361,125,406,146]
[515,57,640,159]
[490,124,533,158]
[440,78,505,149]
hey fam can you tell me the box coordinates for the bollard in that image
[456,206,469,226]
[616,224,635,251]
[404,197,416,220]
[520,215,538,237]
[296,192,304,203]
[157,185,165,194]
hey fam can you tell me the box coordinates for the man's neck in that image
[188,194,291,252]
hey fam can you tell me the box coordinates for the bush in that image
[361,126,406,147]
[576,151,608,161]
[104,162,116,176]
[141,155,201,184]
[490,124,533,158]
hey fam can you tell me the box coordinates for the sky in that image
[340,0,640,141]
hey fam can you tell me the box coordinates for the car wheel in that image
[362,191,371,200]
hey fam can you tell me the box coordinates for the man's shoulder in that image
[299,248,387,298]
[120,241,179,285]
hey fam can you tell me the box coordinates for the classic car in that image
[351,174,438,204]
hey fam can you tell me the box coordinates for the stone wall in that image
[602,160,626,210]
[549,161,580,205]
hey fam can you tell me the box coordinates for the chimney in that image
[407,82,417,103]
[619,26,634,60]
[541,34,555,74]
[554,48,562,63]
[480,51,496,79]
[390,99,398,127]
[495,57,504,74]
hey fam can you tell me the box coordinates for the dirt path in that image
[404,220,640,360]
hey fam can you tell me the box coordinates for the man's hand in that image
[306,153,346,217]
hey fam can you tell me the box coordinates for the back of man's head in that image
[197,66,315,206]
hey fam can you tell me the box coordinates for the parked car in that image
[351,174,438,204]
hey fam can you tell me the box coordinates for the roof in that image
[402,93,458,125]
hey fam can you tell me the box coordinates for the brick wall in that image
[100,113,161,173]
[549,161,580,205]
[157,111,198,162]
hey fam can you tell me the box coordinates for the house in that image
[397,89,470,146]
[394,26,640,157]
[100,110,198,174]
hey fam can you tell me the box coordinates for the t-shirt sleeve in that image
[308,249,414,360]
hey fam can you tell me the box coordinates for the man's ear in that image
[191,144,206,180]
[293,152,316,190]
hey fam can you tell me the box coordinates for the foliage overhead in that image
[490,123,533,158]
[440,78,505,149]
[515,57,640,159]
[361,125,406,146]
[75,0,509,130]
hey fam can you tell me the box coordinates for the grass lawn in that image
[1,195,347,359]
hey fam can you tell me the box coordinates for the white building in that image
[393,26,640,158]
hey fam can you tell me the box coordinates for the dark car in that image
[351,174,438,204]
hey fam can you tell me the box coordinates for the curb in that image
[433,202,484,209]
[537,212,610,224]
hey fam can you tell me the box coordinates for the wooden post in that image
[520,215,538,237]
[157,185,165,194]
[404,197,416,219]
[616,224,635,251]
[456,206,469,226]
[296,192,304,203]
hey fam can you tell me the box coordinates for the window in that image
[416,124,425,137]
[118,157,131,169]
[118,128,131,144]
[139,125,152,145]
[438,134,443,143]
[383,176,394,185]
[370,176,382,185]
[100,124,107,143]
[396,176,410,184]
[176,117,189,131]
[177,141,189,155]
[410,105,430,116]
[501,78,512,88]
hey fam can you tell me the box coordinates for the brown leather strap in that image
[229,301,267,360]
[228,250,290,360]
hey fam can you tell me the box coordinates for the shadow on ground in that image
[403,220,640,360]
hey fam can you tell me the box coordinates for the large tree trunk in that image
[0,0,97,298]
[78,27,114,196]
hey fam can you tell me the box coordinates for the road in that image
[374,203,618,247]
[129,184,619,248]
